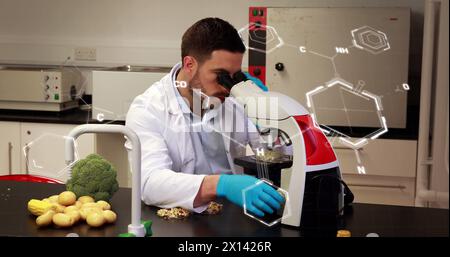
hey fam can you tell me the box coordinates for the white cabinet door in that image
[343,174,416,206]
[0,121,21,175]
[331,138,417,177]
[330,138,417,206]
[20,122,95,182]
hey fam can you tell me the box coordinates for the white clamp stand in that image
[65,124,146,237]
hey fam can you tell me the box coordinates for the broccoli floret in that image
[66,153,119,202]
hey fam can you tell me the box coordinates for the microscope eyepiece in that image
[217,72,235,90]
[217,71,248,90]
[233,71,247,84]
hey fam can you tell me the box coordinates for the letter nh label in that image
[335,47,349,54]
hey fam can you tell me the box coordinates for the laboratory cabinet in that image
[19,122,95,182]
[0,122,94,179]
[0,121,131,186]
[0,121,21,175]
[332,138,418,206]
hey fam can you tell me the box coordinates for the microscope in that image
[218,72,353,232]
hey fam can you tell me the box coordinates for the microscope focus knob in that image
[275,62,284,71]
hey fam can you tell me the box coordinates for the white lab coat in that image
[125,67,258,212]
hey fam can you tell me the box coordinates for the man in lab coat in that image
[126,18,284,217]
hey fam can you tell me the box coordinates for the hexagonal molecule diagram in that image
[238,22,284,54]
[242,179,291,227]
[305,78,388,149]
[351,26,390,54]
[24,133,80,182]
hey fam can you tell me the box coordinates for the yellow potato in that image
[79,208,90,220]
[337,230,351,237]
[79,207,102,220]
[86,212,105,227]
[103,210,117,223]
[48,195,59,203]
[36,210,55,227]
[58,191,76,206]
[82,202,98,209]
[52,213,73,227]
[27,199,56,216]
[96,200,111,210]
[74,201,83,209]
[78,196,95,204]
[64,206,78,214]
[42,198,50,203]
[66,210,81,224]
[52,203,66,213]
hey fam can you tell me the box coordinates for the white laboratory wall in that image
[0,0,424,68]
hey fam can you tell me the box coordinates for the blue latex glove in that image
[244,72,268,91]
[216,175,284,217]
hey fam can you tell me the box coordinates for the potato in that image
[52,203,66,213]
[79,207,102,220]
[82,202,98,209]
[66,210,81,224]
[337,230,351,237]
[78,196,95,204]
[86,212,105,227]
[74,201,83,209]
[96,200,111,210]
[42,198,51,203]
[48,195,59,203]
[52,213,73,227]
[58,191,76,206]
[79,208,90,220]
[36,210,55,227]
[103,210,117,223]
[64,206,78,214]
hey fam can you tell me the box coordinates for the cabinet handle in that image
[24,143,30,175]
[333,146,364,151]
[8,142,12,175]
[347,183,406,189]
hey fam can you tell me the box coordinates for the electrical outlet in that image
[74,47,96,61]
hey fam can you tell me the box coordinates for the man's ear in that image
[182,56,198,80]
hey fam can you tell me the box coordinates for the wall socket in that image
[74,47,96,61]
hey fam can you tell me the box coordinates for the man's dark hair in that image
[181,17,246,64]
